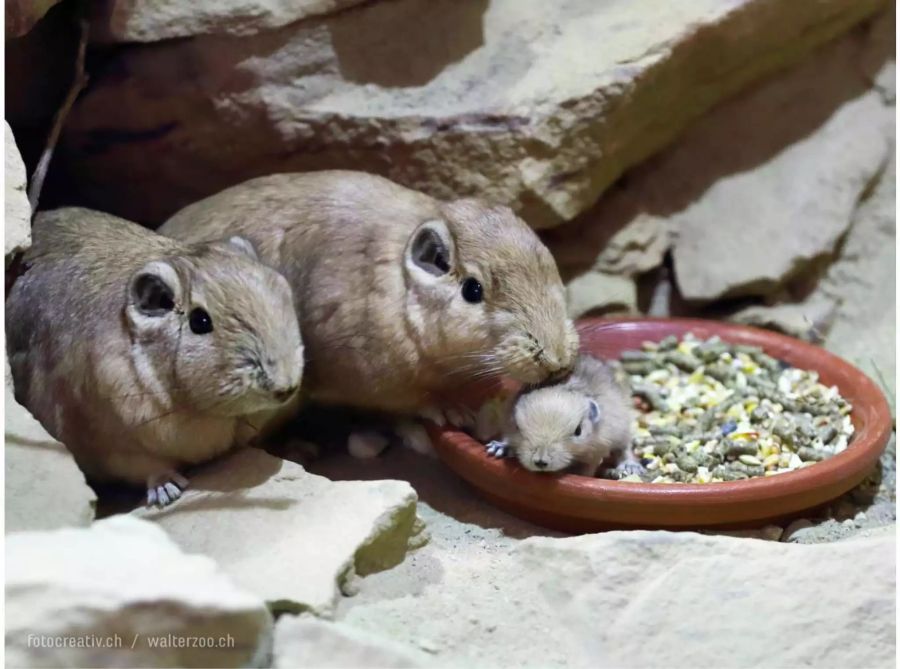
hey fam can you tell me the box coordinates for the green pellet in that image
[621,350,653,362]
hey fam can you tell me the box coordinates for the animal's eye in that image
[189,308,214,335]
[574,424,582,437]
[461,277,483,304]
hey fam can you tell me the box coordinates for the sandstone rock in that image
[90,0,369,42]
[820,154,896,413]
[58,0,886,226]
[5,359,96,533]
[340,523,895,668]
[5,122,30,263]
[730,291,839,342]
[545,185,672,281]
[135,448,420,616]
[274,614,431,668]
[6,515,272,668]
[5,0,61,39]
[669,25,892,302]
[565,270,636,319]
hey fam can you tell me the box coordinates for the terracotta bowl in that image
[430,317,893,532]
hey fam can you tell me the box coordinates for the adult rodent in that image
[486,354,639,477]
[6,208,304,505]
[160,171,579,417]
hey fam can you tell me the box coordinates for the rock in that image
[820,154,896,413]
[5,122,30,264]
[274,614,431,668]
[5,0,61,39]
[340,525,895,668]
[782,519,815,542]
[90,0,369,42]
[58,0,886,226]
[6,515,273,668]
[716,524,784,542]
[670,23,893,302]
[134,448,420,616]
[730,291,839,342]
[5,359,96,533]
[546,196,671,281]
[566,270,636,318]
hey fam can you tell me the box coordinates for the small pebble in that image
[720,420,738,436]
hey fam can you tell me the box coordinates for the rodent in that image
[486,354,639,477]
[6,208,304,505]
[159,171,579,418]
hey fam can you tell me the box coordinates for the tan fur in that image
[6,208,304,486]
[160,171,578,414]
[506,355,633,475]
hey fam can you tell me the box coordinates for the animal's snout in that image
[272,385,299,403]
[533,455,549,469]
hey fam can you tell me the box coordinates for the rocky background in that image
[5,0,897,667]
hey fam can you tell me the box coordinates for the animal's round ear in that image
[127,261,181,320]
[588,399,601,425]
[223,236,259,261]
[405,219,454,281]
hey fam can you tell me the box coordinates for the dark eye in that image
[574,424,582,437]
[189,308,214,335]
[461,277,483,304]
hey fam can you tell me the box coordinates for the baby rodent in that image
[486,354,639,477]
[6,208,304,505]
[160,171,579,417]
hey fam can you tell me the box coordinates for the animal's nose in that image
[533,456,548,469]
[273,385,299,403]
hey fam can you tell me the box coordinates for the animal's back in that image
[12,210,185,422]
[161,171,435,250]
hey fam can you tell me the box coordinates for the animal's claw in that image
[146,471,189,508]
[485,440,509,458]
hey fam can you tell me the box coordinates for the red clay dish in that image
[430,317,893,532]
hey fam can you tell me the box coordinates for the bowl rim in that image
[432,317,892,515]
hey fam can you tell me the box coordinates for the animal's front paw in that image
[444,405,477,430]
[616,460,646,478]
[485,440,509,458]
[396,420,436,457]
[146,471,189,508]
[348,430,390,460]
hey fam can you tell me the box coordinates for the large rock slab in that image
[135,448,420,616]
[5,122,30,263]
[339,519,895,668]
[274,614,431,668]
[6,515,273,668]
[58,0,886,226]
[664,22,893,302]
[90,0,369,42]
[5,360,96,533]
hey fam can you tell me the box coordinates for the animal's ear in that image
[128,261,181,318]
[405,220,454,279]
[223,236,259,261]
[588,399,601,425]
